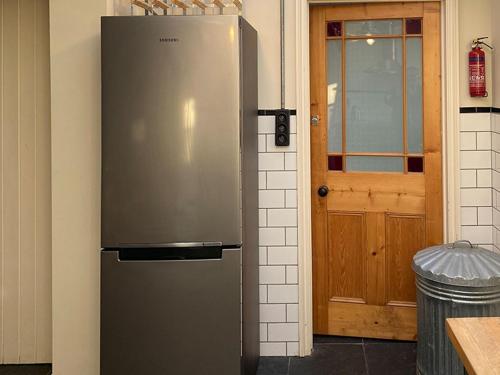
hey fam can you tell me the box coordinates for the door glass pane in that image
[346,156,404,172]
[345,38,403,153]
[328,155,343,171]
[345,20,402,36]
[408,156,424,172]
[406,19,422,35]
[328,40,342,153]
[327,21,342,37]
[406,38,423,154]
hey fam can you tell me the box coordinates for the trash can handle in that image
[448,240,474,248]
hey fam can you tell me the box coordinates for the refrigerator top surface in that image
[101,15,247,247]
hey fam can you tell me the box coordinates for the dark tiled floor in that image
[0,337,415,375]
[257,335,417,375]
[0,365,51,375]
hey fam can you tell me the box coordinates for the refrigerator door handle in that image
[117,243,226,262]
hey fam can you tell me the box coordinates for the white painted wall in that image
[50,0,109,373]
[459,0,493,107]
[243,0,297,109]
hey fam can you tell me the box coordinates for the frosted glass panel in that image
[345,20,402,36]
[345,38,403,153]
[406,38,423,153]
[346,156,404,172]
[328,40,342,153]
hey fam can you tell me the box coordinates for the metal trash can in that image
[412,240,500,375]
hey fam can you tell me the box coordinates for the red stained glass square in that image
[406,19,422,35]
[328,155,343,171]
[408,156,424,172]
[327,22,342,37]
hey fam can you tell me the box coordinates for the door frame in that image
[295,0,460,356]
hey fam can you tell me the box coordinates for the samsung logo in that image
[159,37,179,43]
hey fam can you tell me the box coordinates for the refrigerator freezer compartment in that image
[101,248,241,375]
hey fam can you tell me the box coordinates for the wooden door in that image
[310,2,442,340]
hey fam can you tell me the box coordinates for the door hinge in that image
[311,115,320,126]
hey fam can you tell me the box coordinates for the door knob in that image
[318,185,329,197]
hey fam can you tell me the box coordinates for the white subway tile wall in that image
[460,112,494,249]
[492,113,500,252]
[258,115,299,356]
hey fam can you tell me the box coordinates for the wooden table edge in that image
[446,318,479,375]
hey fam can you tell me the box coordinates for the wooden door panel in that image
[329,302,417,340]
[366,212,386,306]
[386,215,425,306]
[328,213,366,303]
[327,173,425,214]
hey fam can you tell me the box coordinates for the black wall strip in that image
[260,108,499,114]
[258,109,297,116]
[258,107,499,114]
[460,107,500,113]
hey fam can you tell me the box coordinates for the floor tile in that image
[0,365,51,375]
[314,335,363,344]
[289,344,367,375]
[364,342,417,375]
[257,357,290,375]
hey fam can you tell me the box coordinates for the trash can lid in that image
[412,240,500,287]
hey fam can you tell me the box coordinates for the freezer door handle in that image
[117,244,224,261]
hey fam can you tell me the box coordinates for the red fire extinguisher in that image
[469,37,493,97]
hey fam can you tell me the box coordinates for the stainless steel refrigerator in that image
[100,15,258,375]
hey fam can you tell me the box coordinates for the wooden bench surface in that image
[446,317,500,375]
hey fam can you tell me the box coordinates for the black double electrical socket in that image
[275,109,290,146]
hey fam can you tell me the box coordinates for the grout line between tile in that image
[362,342,370,375]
